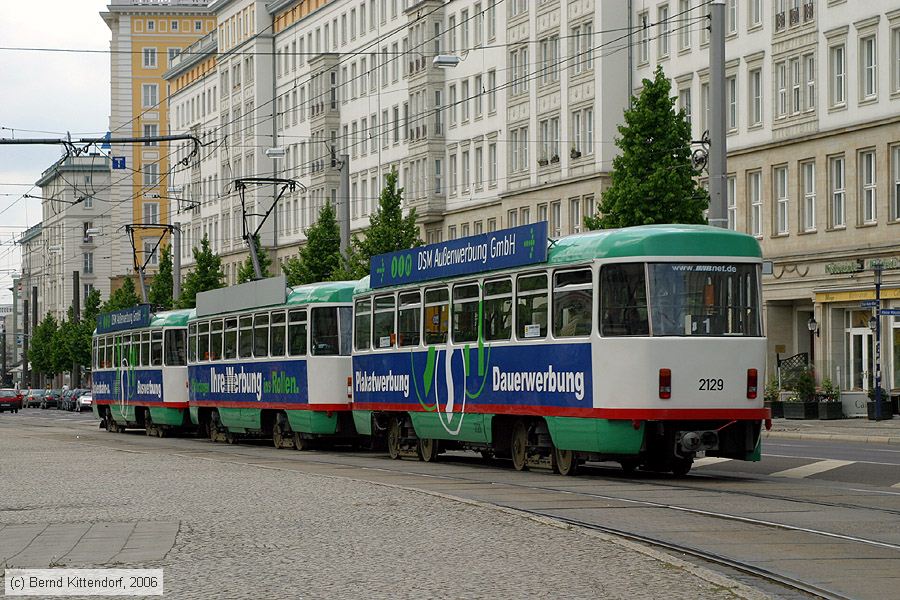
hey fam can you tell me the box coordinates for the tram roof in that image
[285,281,356,305]
[353,224,761,295]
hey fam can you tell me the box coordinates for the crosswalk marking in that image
[771,459,855,479]
[693,457,732,467]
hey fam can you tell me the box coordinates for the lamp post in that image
[807,316,819,369]
[870,260,884,420]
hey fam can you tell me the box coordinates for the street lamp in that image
[265,147,286,159]
[868,315,878,332]
[432,54,461,68]
[807,316,819,337]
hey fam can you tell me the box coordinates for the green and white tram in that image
[351,223,768,475]
[92,306,191,436]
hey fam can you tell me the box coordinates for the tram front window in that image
[647,263,761,337]
[165,330,187,366]
[312,307,340,355]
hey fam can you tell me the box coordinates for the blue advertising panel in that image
[96,305,152,334]
[369,222,548,289]
[93,368,164,404]
[352,343,592,411]
[188,359,309,406]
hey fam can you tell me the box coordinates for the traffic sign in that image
[880,308,900,316]
[112,156,126,170]
[860,300,879,308]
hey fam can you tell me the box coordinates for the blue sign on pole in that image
[860,299,880,308]
[112,156,126,170]
[880,308,900,317]
[369,222,549,289]
[96,305,152,334]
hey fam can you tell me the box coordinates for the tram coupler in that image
[675,430,719,457]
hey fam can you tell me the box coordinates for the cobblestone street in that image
[0,419,752,599]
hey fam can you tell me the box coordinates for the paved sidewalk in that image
[765,415,900,444]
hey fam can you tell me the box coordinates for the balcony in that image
[775,12,785,31]
[789,7,800,27]
[804,1,814,22]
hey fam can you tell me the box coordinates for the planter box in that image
[818,402,843,420]
[764,400,784,419]
[784,401,818,419]
[866,400,894,421]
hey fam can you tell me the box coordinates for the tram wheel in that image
[208,410,221,442]
[273,413,290,449]
[418,438,439,462]
[144,409,154,436]
[510,420,528,471]
[671,457,693,477]
[387,417,402,460]
[551,446,578,476]
[292,432,312,451]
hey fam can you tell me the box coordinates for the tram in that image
[351,223,768,475]
[92,306,191,436]
[186,276,356,447]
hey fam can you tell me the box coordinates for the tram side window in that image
[517,273,548,339]
[151,330,163,366]
[165,329,187,366]
[141,332,151,366]
[354,299,372,351]
[372,295,396,349]
[553,269,594,338]
[599,263,649,336]
[270,311,286,356]
[91,338,97,370]
[288,309,307,356]
[483,278,512,341]
[239,316,253,358]
[338,307,352,356]
[254,313,269,357]
[424,287,449,344]
[453,283,480,343]
[113,335,122,366]
[198,322,210,361]
[398,291,421,347]
[209,321,223,360]
[188,323,197,363]
[223,318,237,359]
[311,307,340,355]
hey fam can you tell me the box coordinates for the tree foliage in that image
[149,244,174,310]
[102,277,140,312]
[283,201,342,286]
[584,65,708,230]
[177,235,225,309]
[29,312,58,377]
[237,234,273,283]
[340,169,421,279]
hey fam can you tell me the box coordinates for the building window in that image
[679,0,691,50]
[143,242,159,267]
[488,142,497,183]
[892,145,900,221]
[861,35,877,100]
[805,54,815,110]
[748,170,762,237]
[726,175,736,230]
[774,166,789,234]
[749,0,762,28]
[860,149,877,224]
[749,67,762,126]
[830,44,846,106]
[143,124,158,145]
[727,75,737,131]
[569,198,581,234]
[488,69,497,112]
[637,12,649,64]
[143,201,159,224]
[461,150,470,192]
[776,61,787,117]
[539,117,560,162]
[540,35,560,84]
[83,252,93,274]
[474,74,483,118]
[700,82,709,133]
[726,0,737,35]
[830,155,845,228]
[790,57,802,114]
[893,25,900,94]
[679,88,692,127]
[141,84,158,108]
[550,201,561,237]
[475,146,484,187]
[571,21,593,74]
[658,5,670,58]
[142,164,159,188]
[143,47,157,68]
[487,0,496,39]
[802,161,816,232]
[508,209,518,228]
[449,154,457,195]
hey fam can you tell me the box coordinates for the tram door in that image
[847,310,874,391]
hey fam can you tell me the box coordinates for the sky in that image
[0,0,112,303]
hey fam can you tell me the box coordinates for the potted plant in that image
[763,379,783,418]
[866,386,893,421]
[550,154,560,163]
[570,146,582,159]
[817,378,842,420]
[783,369,818,419]
[538,156,549,167]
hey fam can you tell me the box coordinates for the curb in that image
[765,430,900,445]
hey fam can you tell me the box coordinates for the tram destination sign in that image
[96,304,151,334]
[370,222,549,289]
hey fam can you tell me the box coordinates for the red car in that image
[0,388,22,413]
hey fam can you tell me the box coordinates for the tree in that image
[584,65,708,230]
[177,235,226,309]
[340,169,421,279]
[283,201,342,285]
[29,312,59,378]
[237,234,273,283]
[148,244,174,310]
[82,288,102,325]
[102,277,140,312]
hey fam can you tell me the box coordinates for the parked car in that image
[76,391,92,412]
[40,389,62,410]
[24,390,44,408]
[67,389,88,411]
[60,389,83,411]
[0,388,21,413]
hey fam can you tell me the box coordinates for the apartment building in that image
[633,0,900,407]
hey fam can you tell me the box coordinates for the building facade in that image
[632,0,900,410]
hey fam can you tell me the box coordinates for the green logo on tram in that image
[390,255,413,280]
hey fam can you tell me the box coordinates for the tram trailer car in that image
[92,306,191,436]
[187,277,357,448]
[351,223,768,475]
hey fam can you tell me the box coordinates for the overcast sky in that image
[0,1,111,303]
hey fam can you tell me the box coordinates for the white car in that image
[77,392,92,411]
